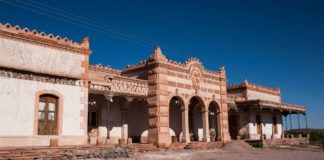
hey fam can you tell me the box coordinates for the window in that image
[38,94,58,135]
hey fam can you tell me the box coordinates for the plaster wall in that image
[247,90,280,103]
[237,110,250,137]
[0,37,84,78]
[0,77,85,136]
[247,110,283,140]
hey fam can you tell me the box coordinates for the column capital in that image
[202,110,208,113]
[125,97,134,102]
[181,108,189,111]
[104,93,113,102]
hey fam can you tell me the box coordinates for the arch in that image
[206,99,222,111]
[167,93,187,109]
[208,101,221,141]
[186,94,206,111]
[34,89,64,135]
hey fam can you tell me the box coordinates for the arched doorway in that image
[38,94,59,135]
[228,108,238,140]
[169,96,184,142]
[188,96,204,141]
[208,102,221,141]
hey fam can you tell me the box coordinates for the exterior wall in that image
[0,77,87,147]
[237,109,250,138]
[244,109,283,140]
[247,90,281,103]
[0,37,84,79]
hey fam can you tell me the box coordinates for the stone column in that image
[216,111,222,141]
[104,93,113,138]
[181,108,190,143]
[271,109,275,139]
[202,110,210,142]
[121,97,133,140]
[259,108,264,140]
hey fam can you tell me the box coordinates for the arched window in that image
[38,94,58,135]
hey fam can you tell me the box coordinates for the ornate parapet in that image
[89,75,148,97]
[90,64,121,76]
[228,80,280,96]
[0,22,91,54]
[122,47,224,80]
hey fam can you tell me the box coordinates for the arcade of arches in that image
[88,94,224,144]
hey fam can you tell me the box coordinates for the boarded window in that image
[38,95,58,135]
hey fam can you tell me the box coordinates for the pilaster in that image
[147,47,171,148]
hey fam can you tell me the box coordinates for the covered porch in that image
[229,99,307,141]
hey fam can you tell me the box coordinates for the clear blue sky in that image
[1,0,323,129]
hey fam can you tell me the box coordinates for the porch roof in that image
[235,99,306,114]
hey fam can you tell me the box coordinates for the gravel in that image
[223,140,255,152]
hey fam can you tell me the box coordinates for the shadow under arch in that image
[208,101,222,141]
[169,96,185,142]
[188,96,205,141]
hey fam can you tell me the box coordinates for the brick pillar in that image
[147,66,171,148]
[219,67,231,142]
[181,108,190,143]
[202,110,210,142]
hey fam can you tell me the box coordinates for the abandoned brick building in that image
[0,23,307,148]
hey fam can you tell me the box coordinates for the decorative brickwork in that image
[89,66,148,96]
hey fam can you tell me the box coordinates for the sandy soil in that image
[135,145,324,160]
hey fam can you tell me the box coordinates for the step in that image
[129,143,159,152]
[185,142,223,149]
[169,143,187,150]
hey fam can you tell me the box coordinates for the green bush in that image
[309,131,324,145]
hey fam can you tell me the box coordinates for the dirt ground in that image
[134,145,324,160]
